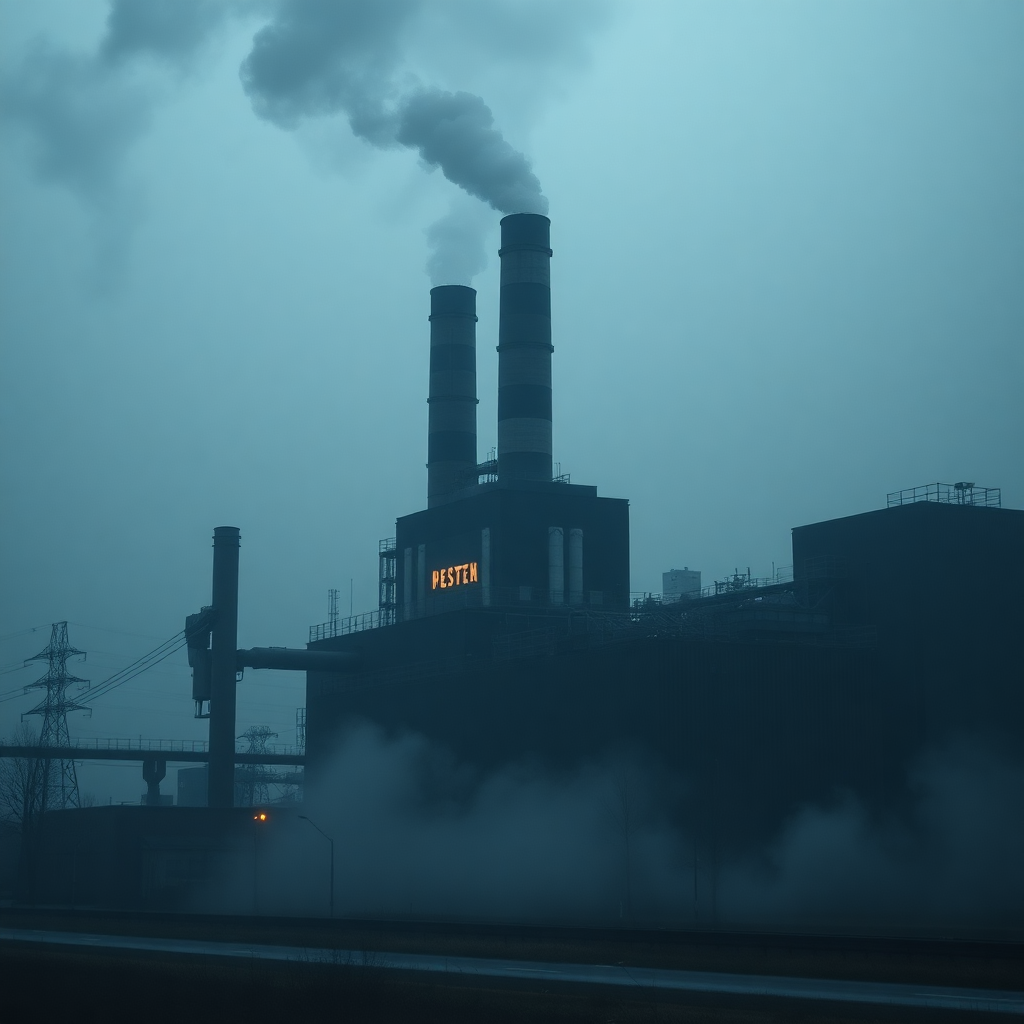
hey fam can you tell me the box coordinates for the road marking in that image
[1,927,1021,1015]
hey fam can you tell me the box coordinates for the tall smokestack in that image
[497,213,552,482]
[427,285,478,506]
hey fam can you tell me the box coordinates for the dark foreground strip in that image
[2,927,1021,1015]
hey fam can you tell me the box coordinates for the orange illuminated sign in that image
[432,562,479,590]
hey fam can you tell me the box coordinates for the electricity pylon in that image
[237,725,277,806]
[23,621,89,815]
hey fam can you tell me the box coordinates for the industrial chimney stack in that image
[427,285,478,507]
[497,213,553,483]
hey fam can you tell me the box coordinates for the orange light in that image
[254,812,267,822]
[431,562,479,590]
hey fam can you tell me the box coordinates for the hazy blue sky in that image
[1,0,1021,802]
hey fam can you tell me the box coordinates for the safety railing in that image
[887,482,1001,508]
[63,737,303,757]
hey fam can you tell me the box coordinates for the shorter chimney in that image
[427,285,478,506]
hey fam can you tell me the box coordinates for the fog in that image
[195,722,1023,935]
[1,1,1021,809]
[721,739,1024,933]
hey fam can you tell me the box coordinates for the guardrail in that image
[310,610,383,642]
[887,482,1001,508]
[311,571,806,642]
[65,738,303,757]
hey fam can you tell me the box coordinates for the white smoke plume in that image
[195,721,1024,937]
[239,1,550,213]
[4,1,605,283]
[239,0,573,281]
[1,0,250,206]
[425,195,492,287]
[0,0,255,284]
[720,739,1024,933]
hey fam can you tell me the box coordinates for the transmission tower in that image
[237,725,278,806]
[23,621,89,814]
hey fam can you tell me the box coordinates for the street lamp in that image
[299,814,335,918]
[252,811,269,914]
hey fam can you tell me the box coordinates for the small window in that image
[519,585,533,602]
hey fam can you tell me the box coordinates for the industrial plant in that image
[2,214,1021,927]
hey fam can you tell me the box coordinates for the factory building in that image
[304,214,1024,883]
[394,215,630,621]
[7,213,1021,921]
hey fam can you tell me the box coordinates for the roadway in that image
[1,927,1020,1015]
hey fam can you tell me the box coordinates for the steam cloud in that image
[3,0,602,283]
[720,739,1024,931]
[199,722,1024,935]
[239,0,552,283]
[425,196,492,288]
[1,0,244,205]
[397,88,547,216]
[0,0,250,284]
[100,0,246,65]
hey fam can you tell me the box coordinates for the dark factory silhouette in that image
[2,215,1021,937]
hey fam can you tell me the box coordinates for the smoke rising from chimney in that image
[4,0,605,282]
[426,196,491,287]
[240,0,553,281]
[1,0,245,207]
[397,89,547,215]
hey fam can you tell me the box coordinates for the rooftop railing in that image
[311,570,808,641]
[887,482,1001,508]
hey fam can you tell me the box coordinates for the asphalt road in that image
[2,927,1021,1016]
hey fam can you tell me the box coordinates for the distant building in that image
[662,567,701,602]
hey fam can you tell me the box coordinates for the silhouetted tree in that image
[0,723,43,832]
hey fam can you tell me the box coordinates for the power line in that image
[0,662,34,676]
[0,631,189,708]
[67,621,171,642]
[80,632,187,705]
[0,625,50,644]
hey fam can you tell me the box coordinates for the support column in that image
[568,528,584,606]
[548,527,564,606]
[209,526,240,808]
[142,758,166,807]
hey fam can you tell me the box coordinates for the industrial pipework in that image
[497,213,553,483]
[188,528,360,808]
[427,285,478,506]
[236,648,358,673]
[208,526,240,809]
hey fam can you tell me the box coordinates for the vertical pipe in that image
[481,527,491,607]
[548,526,564,606]
[427,286,478,506]
[417,543,426,614]
[497,214,553,482]
[209,526,240,809]
[402,547,413,621]
[568,528,584,606]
